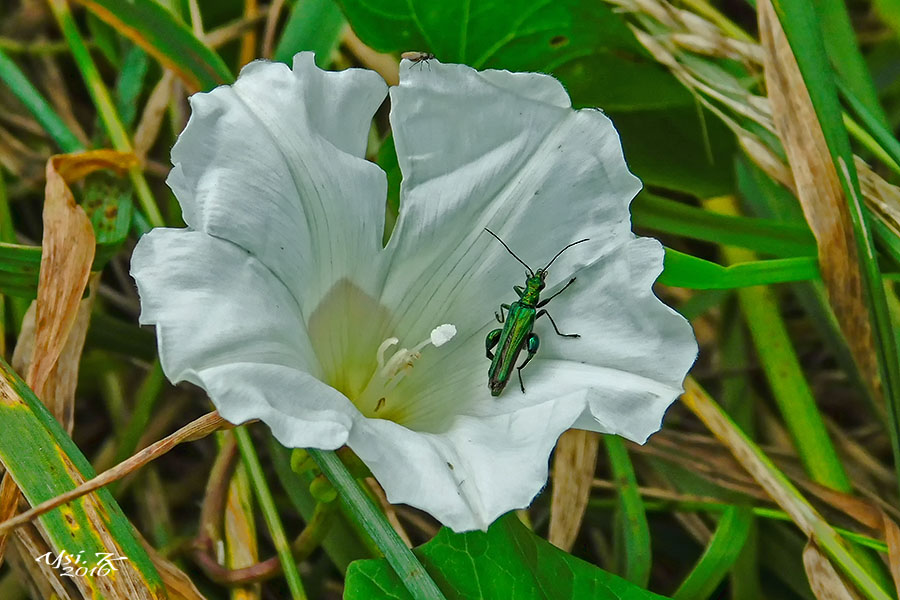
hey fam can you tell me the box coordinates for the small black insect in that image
[401,51,435,69]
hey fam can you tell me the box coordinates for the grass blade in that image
[234,427,307,600]
[813,0,889,129]
[673,506,752,600]
[605,435,651,587]
[47,0,165,228]
[704,196,850,490]
[681,378,891,600]
[0,49,84,153]
[766,0,900,500]
[659,248,819,289]
[71,0,233,92]
[633,192,816,257]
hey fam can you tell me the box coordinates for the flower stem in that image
[234,426,307,600]
[307,448,447,600]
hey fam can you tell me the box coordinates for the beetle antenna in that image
[484,228,534,276]
[543,238,590,271]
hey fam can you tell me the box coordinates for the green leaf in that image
[873,0,900,41]
[659,248,819,290]
[345,513,669,599]
[85,312,157,360]
[86,9,122,67]
[0,358,165,596]
[813,0,889,128]
[72,0,233,91]
[609,107,736,197]
[274,0,346,68]
[0,169,135,301]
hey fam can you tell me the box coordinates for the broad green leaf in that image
[338,0,642,71]
[335,0,689,108]
[612,107,736,197]
[0,358,165,597]
[659,248,819,290]
[337,0,735,195]
[72,0,233,91]
[345,513,669,599]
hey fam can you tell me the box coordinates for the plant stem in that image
[234,427,307,600]
[308,448,446,600]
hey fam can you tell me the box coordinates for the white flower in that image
[130,53,697,532]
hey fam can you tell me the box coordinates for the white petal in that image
[167,53,389,312]
[131,229,315,382]
[131,228,357,448]
[538,237,697,387]
[197,363,354,449]
[348,392,587,532]
[382,60,642,346]
[527,360,684,444]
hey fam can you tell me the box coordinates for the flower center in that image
[356,324,457,420]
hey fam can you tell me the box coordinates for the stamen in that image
[376,337,399,371]
[365,324,457,417]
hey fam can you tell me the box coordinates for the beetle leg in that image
[513,285,525,298]
[485,328,502,359]
[495,303,511,323]
[536,309,580,338]
[537,277,576,307]
[517,333,540,393]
